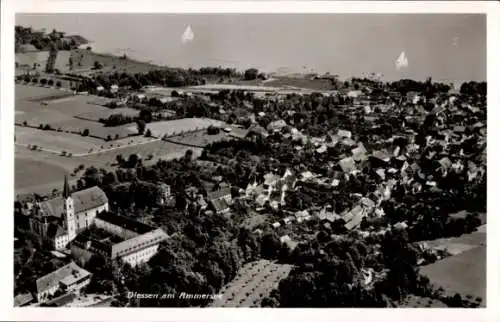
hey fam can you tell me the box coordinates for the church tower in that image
[63,175,76,241]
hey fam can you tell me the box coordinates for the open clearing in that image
[16,126,104,154]
[133,118,225,138]
[421,245,486,306]
[210,260,292,307]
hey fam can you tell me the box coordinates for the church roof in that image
[39,186,108,217]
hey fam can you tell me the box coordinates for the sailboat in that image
[395,51,408,70]
[182,25,195,44]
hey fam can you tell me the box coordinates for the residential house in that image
[338,157,357,174]
[337,129,352,139]
[280,235,298,251]
[35,262,91,303]
[14,293,35,307]
[351,143,368,161]
[157,183,172,205]
[206,186,232,214]
[267,119,287,133]
[343,205,364,230]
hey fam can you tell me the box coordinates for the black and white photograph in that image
[2,1,498,320]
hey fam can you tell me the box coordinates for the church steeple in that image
[62,175,70,199]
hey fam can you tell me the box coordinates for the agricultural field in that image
[15,126,104,155]
[15,84,72,102]
[15,157,72,191]
[15,51,72,74]
[70,49,160,75]
[210,260,293,307]
[264,76,335,91]
[16,85,139,140]
[167,130,231,148]
[420,226,486,256]
[133,118,225,138]
[50,118,136,140]
[420,245,486,306]
[15,139,197,195]
[75,107,140,122]
[78,139,200,167]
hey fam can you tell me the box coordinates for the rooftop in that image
[96,212,155,235]
[35,262,91,294]
[39,186,108,218]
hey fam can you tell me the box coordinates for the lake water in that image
[16,14,486,83]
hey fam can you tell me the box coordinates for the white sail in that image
[395,51,408,70]
[182,25,195,44]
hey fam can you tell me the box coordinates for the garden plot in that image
[211,260,293,307]
[134,118,225,138]
[15,126,104,154]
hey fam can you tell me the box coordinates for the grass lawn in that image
[420,245,486,306]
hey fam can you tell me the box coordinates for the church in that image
[28,176,109,250]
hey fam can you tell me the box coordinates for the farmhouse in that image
[26,176,109,250]
[35,261,91,304]
[71,212,169,267]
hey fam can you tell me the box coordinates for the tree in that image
[93,61,103,70]
[47,79,54,86]
[82,129,90,136]
[244,68,259,81]
[136,120,146,135]
[40,78,47,85]
[145,129,152,137]
[116,154,125,166]
[207,125,220,135]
